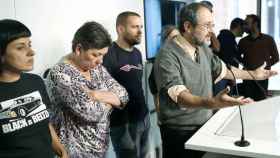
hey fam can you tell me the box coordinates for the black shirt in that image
[217,29,242,67]
[103,42,148,126]
[0,73,54,158]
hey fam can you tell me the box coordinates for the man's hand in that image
[209,87,254,109]
[252,62,278,80]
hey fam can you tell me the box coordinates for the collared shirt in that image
[238,33,279,70]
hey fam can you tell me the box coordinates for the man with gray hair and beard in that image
[153,2,277,158]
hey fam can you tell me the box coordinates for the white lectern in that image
[185,96,280,158]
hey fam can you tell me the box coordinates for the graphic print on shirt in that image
[119,64,142,72]
[0,91,49,134]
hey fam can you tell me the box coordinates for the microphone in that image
[227,65,250,147]
[232,58,267,98]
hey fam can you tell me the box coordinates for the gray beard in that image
[193,37,204,46]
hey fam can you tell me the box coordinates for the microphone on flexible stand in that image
[226,64,250,147]
[232,58,267,98]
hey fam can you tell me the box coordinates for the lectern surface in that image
[185,96,280,158]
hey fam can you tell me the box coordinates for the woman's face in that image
[79,47,108,71]
[2,37,34,73]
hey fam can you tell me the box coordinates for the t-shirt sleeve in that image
[36,76,52,108]
[103,48,115,75]
[270,37,279,66]
[33,74,53,120]
[39,78,52,116]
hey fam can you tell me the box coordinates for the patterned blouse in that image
[45,63,128,158]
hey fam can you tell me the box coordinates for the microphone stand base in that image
[234,140,250,147]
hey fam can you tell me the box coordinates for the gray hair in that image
[178,2,211,33]
[161,25,177,43]
[200,1,213,12]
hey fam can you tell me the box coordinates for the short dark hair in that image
[179,3,210,33]
[0,19,31,73]
[72,21,112,52]
[116,11,140,27]
[230,18,245,30]
[247,14,261,30]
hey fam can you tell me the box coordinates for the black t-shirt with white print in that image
[103,42,149,126]
[0,73,54,158]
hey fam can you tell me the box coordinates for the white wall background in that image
[0,0,146,75]
[0,0,15,19]
[205,0,257,35]
[0,1,155,158]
